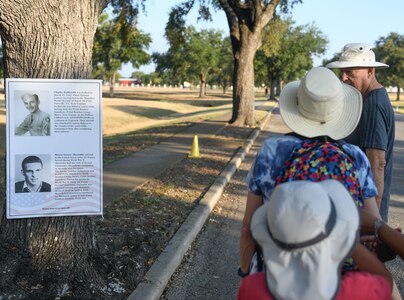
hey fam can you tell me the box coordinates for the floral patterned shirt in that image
[247,135,378,203]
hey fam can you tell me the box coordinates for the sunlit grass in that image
[389,92,404,114]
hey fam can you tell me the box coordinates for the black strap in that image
[285,132,347,147]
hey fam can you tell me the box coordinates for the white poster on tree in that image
[6,79,103,218]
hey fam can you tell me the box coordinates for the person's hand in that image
[360,235,378,255]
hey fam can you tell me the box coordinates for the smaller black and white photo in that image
[14,91,51,136]
[14,154,51,193]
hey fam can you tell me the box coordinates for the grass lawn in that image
[389,92,404,113]
[101,86,236,136]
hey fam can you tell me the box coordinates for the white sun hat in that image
[279,66,362,140]
[326,43,389,69]
[251,180,359,300]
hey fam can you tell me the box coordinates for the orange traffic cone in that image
[189,135,201,158]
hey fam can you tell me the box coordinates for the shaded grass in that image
[103,123,191,165]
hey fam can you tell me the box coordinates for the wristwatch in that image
[238,267,250,278]
[374,219,385,240]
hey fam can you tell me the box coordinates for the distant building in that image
[118,78,142,86]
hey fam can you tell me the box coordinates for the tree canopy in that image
[154,26,225,97]
[209,36,234,93]
[374,32,404,100]
[255,18,327,98]
[92,12,151,96]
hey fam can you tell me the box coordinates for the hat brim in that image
[279,80,362,140]
[251,180,359,300]
[326,61,389,69]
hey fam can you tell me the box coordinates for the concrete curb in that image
[127,107,276,300]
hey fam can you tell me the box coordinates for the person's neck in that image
[27,182,41,191]
[363,77,382,96]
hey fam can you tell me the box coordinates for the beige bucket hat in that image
[326,43,389,69]
[279,67,362,140]
[251,180,360,300]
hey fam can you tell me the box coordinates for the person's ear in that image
[367,68,374,79]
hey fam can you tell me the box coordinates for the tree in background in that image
[167,0,302,126]
[258,18,327,99]
[255,17,289,98]
[131,70,145,84]
[142,72,164,86]
[92,12,151,97]
[0,0,148,298]
[185,28,223,97]
[374,32,404,100]
[154,26,224,97]
[153,44,188,87]
[209,37,234,94]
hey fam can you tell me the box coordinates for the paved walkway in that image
[103,113,232,206]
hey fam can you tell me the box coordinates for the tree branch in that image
[259,0,282,29]
[217,0,240,42]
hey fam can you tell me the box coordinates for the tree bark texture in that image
[230,26,259,126]
[0,1,111,298]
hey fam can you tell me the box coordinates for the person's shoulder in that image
[41,181,51,192]
[38,109,50,117]
[15,181,24,187]
[263,134,301,145]
[15,181,24,192]
[342,143,364,156]
[342,143,369,164]
[365,88,390,105]
[368,87,388,97]
[261,134,301,154]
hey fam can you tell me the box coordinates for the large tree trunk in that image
[0,1,111,298]
[229,25,260,126]
[397,86,401,101]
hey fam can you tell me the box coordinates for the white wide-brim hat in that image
[279,67,362,140]
[251,180,359,300]
[326,43,389,69]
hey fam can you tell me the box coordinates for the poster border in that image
[6,78,103,218]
